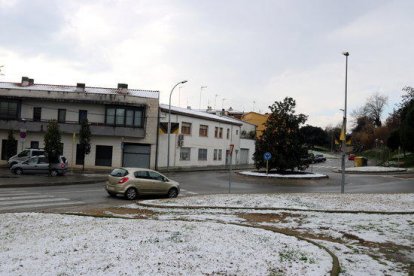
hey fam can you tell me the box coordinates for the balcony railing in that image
[0,118,146,138]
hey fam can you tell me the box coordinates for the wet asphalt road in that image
[0,158,413,213]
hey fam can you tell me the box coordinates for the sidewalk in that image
[0,168,107,188]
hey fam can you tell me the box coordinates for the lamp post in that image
[341,51,349,194]
[200,86,207,109]
[168,80,188,172]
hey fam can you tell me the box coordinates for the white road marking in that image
[0,201,85,211]
[0,197,71,206]
[0,195,55,201]
[180,189,198,195]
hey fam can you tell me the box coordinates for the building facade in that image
[0,77,159,169]
[157,105,255,169]
[241,112,270,138]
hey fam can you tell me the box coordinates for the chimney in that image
[117,83,128,94]
[28,78,34,86]
[76,83,85,92]
[207,106,212,112]
[187,106,191,110]
[21,76,30,87]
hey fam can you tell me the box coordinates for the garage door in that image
[240,148,249,164]
[122,144,151,168]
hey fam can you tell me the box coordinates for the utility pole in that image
[341,51,349,194]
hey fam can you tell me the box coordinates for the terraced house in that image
[157,104,256,169]
[0,77,159,169]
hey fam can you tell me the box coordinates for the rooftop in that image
[0,81,159,99]
[160,104,243,126]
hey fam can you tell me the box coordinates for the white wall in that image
[240,138,256,164]
[157,112,242,168]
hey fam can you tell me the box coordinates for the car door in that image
[36,156,50,174]
[147,171,169,194]
[133,170,154,194]
[23,157,38,174]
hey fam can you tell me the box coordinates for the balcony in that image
[0,118,146,138]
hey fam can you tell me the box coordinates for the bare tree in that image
[363,92,388,127]
[352,92,388,128]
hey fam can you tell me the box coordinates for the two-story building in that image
[0,77,159,169]
[157,104,255,169]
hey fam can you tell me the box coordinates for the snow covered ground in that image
[239,171,327,178]
[0,213,331,276]
[1,193,413,275]
[344,166,407,173]
[141,193,414,212]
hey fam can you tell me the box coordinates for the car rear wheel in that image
[50,170,58,177]
[125,188,138,200]
[14,168,23,175]
[167,188,178,198]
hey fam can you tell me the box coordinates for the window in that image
[219,127,223,138]
[0,100,19,119]
[18,150,30,157]
[33,107,41,122]
[58,109,66,123]
[226,128,230,139]
[198,148,207,161]
[95,145,112,166]
[30,141,39,149]
[134,170,149,179]
[214,127,218,138]
[199,125,208,137]
[148,171,164,181]
[218,149,222,161]
[105,106,144,127]
[236,129,239,135]
[27,157,38,165]
[32,150,44,156]
[181,122,191,135]
[79,110,88,123]
[180,147,191,161]
[111,168,129,177]
[213,149,218,161]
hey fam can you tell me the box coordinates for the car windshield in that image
[18,150,30,157]
[110,168,128,177]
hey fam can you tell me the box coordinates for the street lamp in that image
[200,86,207,109]
[341,51,349,194]
[168,80,188,171]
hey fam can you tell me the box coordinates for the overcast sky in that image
[1,0,413,128]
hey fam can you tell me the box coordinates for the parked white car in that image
[8,148,45,167]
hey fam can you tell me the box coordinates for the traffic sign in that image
[264,152,272,161]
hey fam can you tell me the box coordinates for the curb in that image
[0,178,106,188]
[237,171,329,179]
[333,169,409,174]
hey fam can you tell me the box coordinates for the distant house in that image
[158,105,255,169]
[241,112,269,138]
[0,77,159,169]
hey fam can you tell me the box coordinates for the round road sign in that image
[264,152,272,161]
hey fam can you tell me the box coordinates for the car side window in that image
[27,157,38,165]
[134,171,149,179]
[33,151,44,156]
[38,157,48,164]
[148,171,163,181]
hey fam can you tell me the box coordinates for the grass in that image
[357,149,414,168]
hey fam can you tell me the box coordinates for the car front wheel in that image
[167,188,178,198]
[125,188,138,200]
[14,168,23,175]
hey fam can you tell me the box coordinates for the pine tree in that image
[79,118,91,171]
[44,120,63,174]
[254,97,309,172]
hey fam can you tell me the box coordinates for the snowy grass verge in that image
[140,193,414,212]
[342,166,407,173]
[238,171,328,179]
[0,213,332,276]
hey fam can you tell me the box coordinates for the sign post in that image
[263,152,272,175]
[19,128,27,151]
[228,144,234,193]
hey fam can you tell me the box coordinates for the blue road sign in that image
[264,152,272,161]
